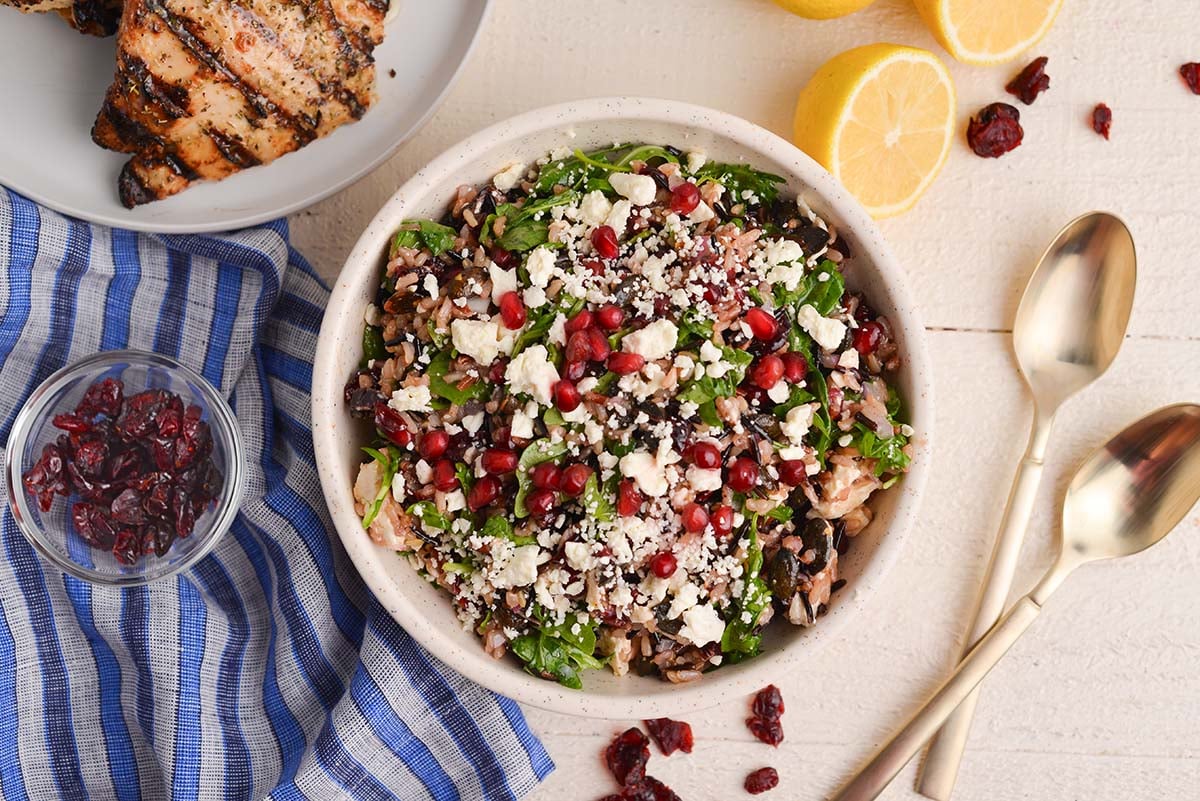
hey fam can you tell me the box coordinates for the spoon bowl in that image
[1061,403,1200,566]
[1014,212,1137,412]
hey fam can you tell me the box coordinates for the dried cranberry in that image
[560,464,592,497]
[967,103,1024,158]
[744,767,780,794]
[110,488,146,525]
[607,352,645,375]
[621,777,682,801]
[644,718,693,756]
[1092,103,1112,140]
[488,358,508,384]
[72,502,115,549]
[1181,63,1200,95]
[52,413,92,433]
[77,377,123,418]
[604,728,650,786]
[1005,56,1050,105]
[753,684,785,719]
[112,527,141,565]
[746,716,784,746]
[591,226,620,260]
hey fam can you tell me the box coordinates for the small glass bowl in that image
[5,350,245,586]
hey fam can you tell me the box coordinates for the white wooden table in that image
[293,1,1200,798]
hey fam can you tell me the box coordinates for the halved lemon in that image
[770,0,877,19]
[793,43,956,219]
[912,0,1064,66]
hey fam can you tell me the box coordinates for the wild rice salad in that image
[344,144,913,687]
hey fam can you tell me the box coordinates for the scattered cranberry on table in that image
[22,378,222,566]
[1092,103,1113,140]
[1181,62,1200,95]
[744,767,780,795]
[644,717,694,756]
[747,684,785,746]
[967,103,1024,159]
[1005,56,1051,105]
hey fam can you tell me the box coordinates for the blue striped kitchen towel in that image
[0,188,553,801]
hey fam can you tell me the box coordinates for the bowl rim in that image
[312,96,933,718]
[5,349,246,586]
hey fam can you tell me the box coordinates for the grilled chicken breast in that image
[2,0,122,35]
[92,0,388,207]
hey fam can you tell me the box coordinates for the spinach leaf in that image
[694,162,787,205]
[852,423,911,475]
[390,220,458,257]
[581,473,614,522]
[514,438,569,517]
[455,462,474,494]
[407,500,451,532]
[697,400,723,428]
[773,260,844,313]
[360,446,399,528]
[676,307,715,347]
[720,515,774,662]
[482,514,536,546]
[613,145,680,169]
[426,318,449,349]
[510,616,604,690]
[483,192,580,253]
[426,349,489,406]
[542,407,566,427]
[766,505,794,523]
[361,324,386,367]
[678,347,754,405]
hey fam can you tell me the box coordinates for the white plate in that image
[0,0,491,233]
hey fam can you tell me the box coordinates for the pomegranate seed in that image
[565,310,593,333]
[498,291,526,329]
[853,321,884,355]
[432,459,459,492]
[488,357,508,383]
[468,476,501,511]
[596,304,624,331]
[560,464,592,496]
[591,225,619,259]
[617,480,644,516]
[563,360,586,381]
[530,462,562,490]
[586,328,611,362]
[527,488,558,519]
[780,352,808,383]
[553,380,581,412]
[778,460,807,486]
[481,448,518,475]
[418,430,449,460]
[750,355,784,390]
[744,308,778,341]
[687,441,721,469]
[565,331,592,364]
[373,404,412,447]
[649,551,678,578]
[681,503,709,533]
[711,504,734,537]
[607,352,645,375]
[728,458,759,493]
[669,182,700,215]
[582,259,605,276]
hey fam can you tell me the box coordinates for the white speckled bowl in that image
[312,98,933,719]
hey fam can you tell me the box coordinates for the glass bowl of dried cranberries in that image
[5,350,245,586]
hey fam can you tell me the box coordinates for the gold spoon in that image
[832,403,1200,801]
[918,211,1137,800]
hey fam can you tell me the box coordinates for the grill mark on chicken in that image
[92,0,386,205]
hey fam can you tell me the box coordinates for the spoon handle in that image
[830,595,1045,801]
[917,410,1052,800]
